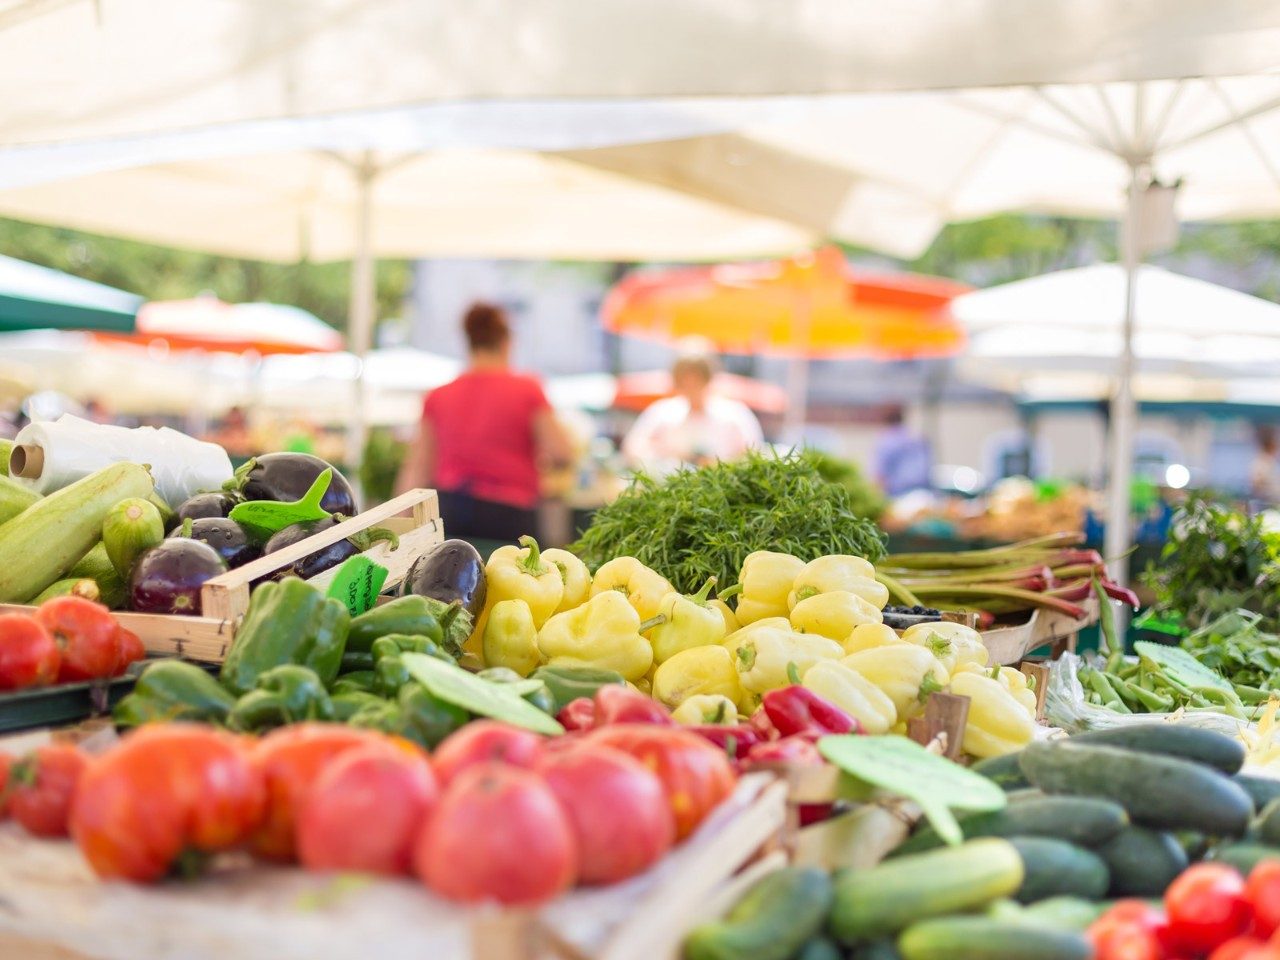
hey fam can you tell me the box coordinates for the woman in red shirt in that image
[395,302,571,542]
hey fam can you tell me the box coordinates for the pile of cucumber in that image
[684,724,1280,960]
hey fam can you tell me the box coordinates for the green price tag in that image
[229,468,333,537]
[818,735,1007,846]
[326,555,389,616]
[1135,640,1234,693]
[402,653,564,735]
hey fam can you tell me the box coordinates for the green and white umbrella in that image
[0,255,139,333]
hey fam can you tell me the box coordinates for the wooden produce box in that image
[0,488,444,665]
[981,594,1099,666]
[0,775,787,960]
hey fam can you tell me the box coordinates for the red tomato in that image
[36,596,120,682]
[538,743,674,885]
[0,614,59,690]
[585,724,737,840]
[592,685,673,727]
[0,752,10,818]
[431,721,544,786]
[297,744,438,875]
[1210,938,1277,960]
[8,743,88,838]
[71,724,265,881]
[415,763,577,905]
[1166,863,1254,955]
[1248,862,1280,938]
[113,626,146,675]
[250,723,386,861]
[1090,921,1165,960]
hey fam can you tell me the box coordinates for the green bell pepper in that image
[219,577,350,695]
[340,650,375,673]
[347,682,468,749]
[371,633,454,698]
[113,660,237,727]
[227,664,336,732]
[331,690,388,722]
[531,664,627,713]
[347,595,447,652]
[332,670,377,695]
[478,667,557,715]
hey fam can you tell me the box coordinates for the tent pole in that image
[345,153,377,501]
[1104,163,1143,588]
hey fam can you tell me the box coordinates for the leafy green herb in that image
[571,449,886,594]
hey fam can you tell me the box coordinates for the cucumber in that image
[0,462,153,603]
[1019,740,1252,836]
[103,496,165,579]
[849,942,901,960]
[898,917,1091,960]
[683,867,833,960]
[1235,774,1280,813]
[1019,897,1107,934]
[1174,831,1210,862]
[68,542,128,610]
[1008,837,1110,903]
[1071,724,1246,775]
[830,839,1024,943]
[0,474,39,525]
[1096,827,1188,897]
[30,577,100,604]
[1256,798,1280,845]
[972,752,1031,791]
[795,937,843,960]
[1208,842,1280,875]
[892,796,1128,856]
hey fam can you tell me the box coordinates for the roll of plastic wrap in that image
[9,415,233,507]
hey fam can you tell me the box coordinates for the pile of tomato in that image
[0,596,144,690]
[0,718,737,905]
[1091,862,1280,960]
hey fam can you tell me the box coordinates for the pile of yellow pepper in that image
[470,538,1039,758]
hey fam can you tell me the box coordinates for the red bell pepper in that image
[743,735,825,767]
[592,684,673,727]
[683,724,764,761]
[748,705,778,741]
[556,698,597,731]
[761,686,856,739]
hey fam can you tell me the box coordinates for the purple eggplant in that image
[399,539,487,617]
[231,453,356,516]
[176,492,242,523]
[128,539,228,615]
[263,515,399,582]
[169,517,262,569]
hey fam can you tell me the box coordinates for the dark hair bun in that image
[463,302,510,351]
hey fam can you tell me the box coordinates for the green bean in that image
[1120,679,1174,712]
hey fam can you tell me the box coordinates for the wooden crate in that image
[0,488,443,664]
[981,594,1099,665]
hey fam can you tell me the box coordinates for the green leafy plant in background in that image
[806,449,886,521]
[571,448,887,594]
[359,428,407,505]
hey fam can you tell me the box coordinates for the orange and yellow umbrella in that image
[602,246,968,359]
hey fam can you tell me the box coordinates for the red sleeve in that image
[422,390,437,423]
[526,376,551,414]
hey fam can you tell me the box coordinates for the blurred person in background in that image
[395,302,571,542]
[622,344,763,473]
[1250,425,1280,505]
[874,406,931,497]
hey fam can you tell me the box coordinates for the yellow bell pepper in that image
[709,598,740,636]
[842,622,905,656]
[481,599,541,676]
[485,536,564,629]
[736,551,805,625]
[841,645,949,721]
[542,548,592,614]
[653,645,745,709]
[734,625,844,694]
[670,693,739,726]
[802,660,896,735]
[901,621,989,673]
[723,616,790,657]
[790,590,882,642]
[956,663,1039,718]
[948,670,1036,759]
[787,555,887,610]
[590,556,673,622]
[649,577,727,664]
[537,590,653,681]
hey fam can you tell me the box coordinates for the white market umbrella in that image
[4,1,1277,149]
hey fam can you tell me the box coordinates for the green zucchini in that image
[1018,897,1107,934]
[0,474,39,525]
[0,462,152,603]
[68,541,128,610]
[103,496,164,578]
[898,917,1091,960]
[1071,724,1246,775]
[1235,774,1280,813]
[830,839,1024,943]
[683,867,833,960]
[972,752,1031,791]
[1174,831,1211,862]
[0,438,12,476]
[1008,837,1109,903]
[849,941,901,960]
[892,796,1127,856]
[30,577,100,604]
[1255,798,1280,846]
[1096,827,1188,897]
[1208,842,1280,875]
[1018,739,1252,836]
[794,936,843,960]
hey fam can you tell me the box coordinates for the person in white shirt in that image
[622,349,764,473]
